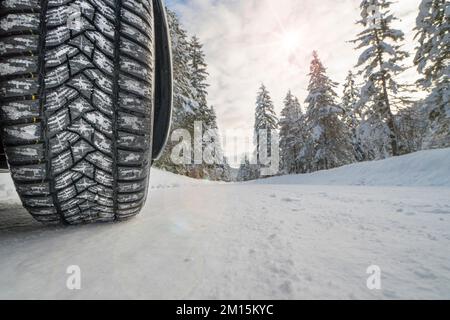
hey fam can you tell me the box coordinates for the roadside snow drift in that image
[0,149,449,299]
[257,148,450,187]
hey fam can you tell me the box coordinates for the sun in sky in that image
[280,30,301,54]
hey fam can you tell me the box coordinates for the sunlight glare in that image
[281,30,300,53]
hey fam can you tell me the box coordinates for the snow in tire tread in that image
[0,0,154,224]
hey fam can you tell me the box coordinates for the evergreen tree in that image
[302,51,354,172]
[185,35,217,179]
[186,37,229,180]
[237,155,260,181]
[279,91,306,174]
[189,36,209,110]
[188,35,215,129]
[218,156,232,182]
[202,106,229,180]
[155,9,197,175]
[342,71,365,161]
[254,84,278,168]
[166,10,198,120]
[352,0,411,159]
[396,102,427,154]
[237,155,251,182]
[414,0,450,148]
[156,11,226,180]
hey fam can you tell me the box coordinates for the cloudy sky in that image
[165,0,421,160]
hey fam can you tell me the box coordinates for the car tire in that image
[0,0,155,224]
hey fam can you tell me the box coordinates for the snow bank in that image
[149,168,211,189]
[256,148,450,187]
[0,148,448,203]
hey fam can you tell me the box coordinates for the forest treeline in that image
[157,1,449,182]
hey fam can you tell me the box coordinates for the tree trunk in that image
[379,72,399,156]
[374,27,399,157]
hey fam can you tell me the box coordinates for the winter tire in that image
[0,0,172,224]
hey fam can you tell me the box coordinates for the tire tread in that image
[0,0,154,224]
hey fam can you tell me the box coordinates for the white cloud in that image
[167,0,421,157]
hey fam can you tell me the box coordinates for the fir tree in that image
[218,156,232,182]
[188,35,214,129]
[166,10,198,120]
[414,0,450,148]
[155,9,197,175]
[342,71,365,161]
[187,37,228,180]
[156,11,226,180]
[237,155,251,182]
[254,84,279,168]
[202,106,229,180]
[302,51,354,172]
[396,102,427,154]
[189,36,209,109]
[279,91,306,174]
[352,0,411,159]
[237,155,260,181]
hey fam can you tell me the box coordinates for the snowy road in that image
[1,150,450,299]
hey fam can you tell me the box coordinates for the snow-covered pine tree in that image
[342,71,365,161]
[237,155,260,181]
[254,84,278,171]
[189,36,209,110]
[352,0,411,159]
[187,37,226,180]
[414,0,450,148]
[279,91,306,174]
[155,9,198,175]
[188,35,219,134]
[202,106,229,180]
[237,155,250,182]
[396,101,427,154]
[156,12,227,180]
[218,156,232,182]
[303,51,354,172]
[185,35,210,178]
[166,10,199,123]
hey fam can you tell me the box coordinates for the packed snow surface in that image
[0,149,449,299]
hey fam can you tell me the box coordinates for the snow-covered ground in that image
[255,148,450,187]
[0,149,449,299]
